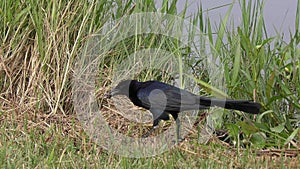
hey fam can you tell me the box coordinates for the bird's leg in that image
[142,118,160,138]
[175,117,183,143]
[171,112,183,143]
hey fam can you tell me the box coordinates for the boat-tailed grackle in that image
[107,79,261,140]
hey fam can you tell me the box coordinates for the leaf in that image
[284,128,300,145]
[231,38,241,86]
[225,123,239,139]
[253,122,269,132]
[237,121,259,136]
[266,71,275,100]
[191,76,229,98]
[270,123,285,133]
[256,110,273,123]
[215,2,233,52]
[250,132,266,147]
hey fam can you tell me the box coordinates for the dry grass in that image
[1,92,300,168]
[1,0,300,168]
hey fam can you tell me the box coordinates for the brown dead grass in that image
[1,94,300,168]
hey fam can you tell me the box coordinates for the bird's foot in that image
[176,137,185,143]
[171,137,185,144]
[142,126,158,138]
[142,132,150,138]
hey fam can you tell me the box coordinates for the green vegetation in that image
[0,0,299,168]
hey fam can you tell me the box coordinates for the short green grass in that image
[0,0,300,168]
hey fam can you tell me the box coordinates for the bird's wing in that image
[137,86,208,111]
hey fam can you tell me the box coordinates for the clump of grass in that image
[189,0,300,149]
[0,0,300,168]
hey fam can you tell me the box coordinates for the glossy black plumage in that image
[108,79,261,139]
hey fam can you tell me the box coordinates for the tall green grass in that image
[185,0,300,149]
[0,0,299,168]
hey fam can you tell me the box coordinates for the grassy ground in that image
[1,0,300,168]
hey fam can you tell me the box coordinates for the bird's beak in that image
[104,88,119,99]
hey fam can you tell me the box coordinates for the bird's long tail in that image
[198,96,261,114]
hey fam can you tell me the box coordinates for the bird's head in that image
[106,80,134,98]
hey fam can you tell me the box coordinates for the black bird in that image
[107,79,261,140]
